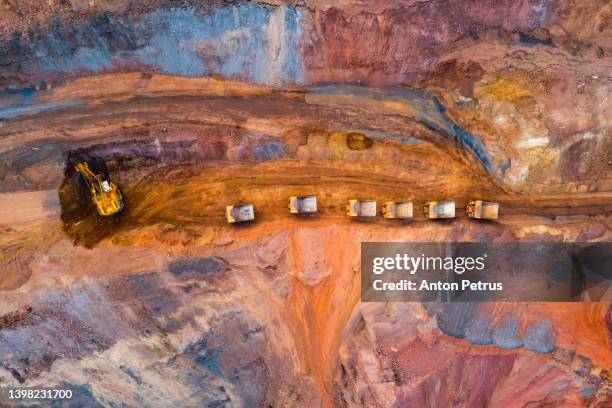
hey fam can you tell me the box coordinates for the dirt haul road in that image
[0,75,610,407]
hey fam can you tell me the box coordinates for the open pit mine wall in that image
[0,2,610,407]
[0,0,609,89]
[1,0,610,191]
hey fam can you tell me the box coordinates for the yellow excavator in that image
[74,162,124,216]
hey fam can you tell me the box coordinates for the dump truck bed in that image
[226,204,255,223]
[382,201,413,219]
[347,199,377,217]
[424,201,455,218]
[289,195,317,214]
[468,201,499,219]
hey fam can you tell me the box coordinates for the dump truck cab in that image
[424,201,455,219]
[226,203,254,223]
[467,200,499,220]
[346,199,377,217]
[382,201,413,219]
[74,162,124,216]
[289,195,317,214]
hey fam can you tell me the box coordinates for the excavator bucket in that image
[74,162,124,216]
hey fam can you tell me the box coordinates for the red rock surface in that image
[0,1,610,407]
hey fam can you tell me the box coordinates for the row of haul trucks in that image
[74,162,499,223]
[226,197,499,223]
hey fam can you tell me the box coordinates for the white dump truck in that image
[467,200,499,220]
[289,195,317,214]
[382,201,413,219]
[226,203,255,223]
[346,199,377,217]
[424,201,455,219]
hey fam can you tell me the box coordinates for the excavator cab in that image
[74,162,124,216]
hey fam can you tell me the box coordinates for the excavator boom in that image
[74,162,124,216]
